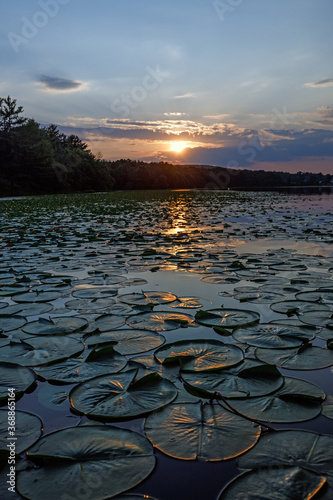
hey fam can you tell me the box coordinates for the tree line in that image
[0,97,331,196]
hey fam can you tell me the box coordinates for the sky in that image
[1,0,333,173]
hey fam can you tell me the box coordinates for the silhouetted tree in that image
[0,96,27,132]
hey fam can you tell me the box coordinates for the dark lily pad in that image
[126,311,195,332]
[182,359,283,399]
[85,329,165,355]
[195,309,260,331]
[70,369,178,419]
[255,344,333,370]
[145,402,261,461]
[218,466,326,500]
[226,377,324,423]
[17,426,155,500]
[0,336,84,366]
[232,324,309,349]
[0,363,36,400]
[155,340,244,372]
[22,317,88,336]
[118,291,177,306]
[0,410,42,457]
[34,345,127,383]
[0,314,26,332]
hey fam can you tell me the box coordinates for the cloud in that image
[305,78,333,88]
[37,75,83,92]
[173,92,199,99]
[204,114,231,120]
[164,112,187,117]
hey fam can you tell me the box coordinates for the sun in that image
[170,141,188,153]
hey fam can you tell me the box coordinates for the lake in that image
[0,190,332,500]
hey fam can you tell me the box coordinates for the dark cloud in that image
[38,75,82,91]
[305,78,333,88]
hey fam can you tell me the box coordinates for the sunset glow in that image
[170,142,188,153]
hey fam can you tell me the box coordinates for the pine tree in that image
[0,96,27,132]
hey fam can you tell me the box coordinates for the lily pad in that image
[65,298,116,311]
[126,311,195,332]
[270,300,331,316]
[17,426,155,500]
[0,363,36,400]
[155,340,244,372]
[232,324,309,349]
[34,345,127,383]
[22,316,88,336]
[0,410,42,457]
[13,291,62,303]
[195,309,260,331]
[182,359,283,398]
[145,402,261,461]
[0,302,53,317]
[0,336,84,366]
[0,314,26,332]
[218,466,326,500]
[118,291,177,306]
[93,314,126,332]
[72,286,118,299]
[226,377,324,423]
[255,344,333,370]
[85,329,165,355]
[70,369,178,419]
[237,429,333,498]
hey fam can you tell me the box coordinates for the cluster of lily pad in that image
[0,191,333,499]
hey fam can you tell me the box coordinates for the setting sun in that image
[170,141,188,153]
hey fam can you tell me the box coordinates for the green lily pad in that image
[232,324,309,349]
[126,311,195,332]
[17,426,155,500]
[145,402,261,461]
[22,316,88,335]
[118,291,177,306]
[0,314,26,332]
[154,340,244,372]
[226,377,324,423]
[0,336,84,366]
[0,410,42,457]
[255,344,333,370]
[34,345,127,383]
[70,369,178,419]
[218,466,326,500]
[195,309,260,331]
[85,329,165,355]
[182,359,283,398]
[0,363,36,400]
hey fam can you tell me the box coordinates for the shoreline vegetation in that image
[1,97,332,197]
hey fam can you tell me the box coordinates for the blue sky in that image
[1,0,333,172]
